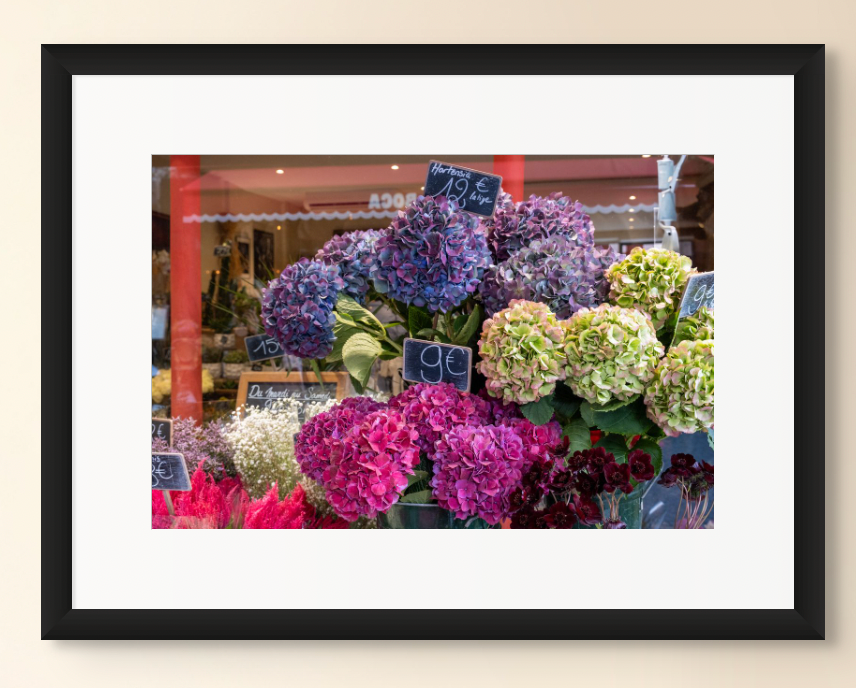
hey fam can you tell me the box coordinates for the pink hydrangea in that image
[477,389,523,424]
[295,396,387,482]
[501,417,565,466]
[388,382,493,455]
[323,409,420,522]
[430,424,528,525]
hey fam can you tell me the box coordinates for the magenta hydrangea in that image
[261,258,344,359]
[488,192,595,263]
[430,423,528,525]
[501,416,566,467]
[388,382,493,456]
[370,195,492,313]
[323,409,420,522]
[294,396,387,482]
[315,228,387,304]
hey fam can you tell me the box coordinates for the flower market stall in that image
[152,162,714,530]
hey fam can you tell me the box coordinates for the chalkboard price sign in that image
[151,418,172,446]
[423,161,503,218]
[677,271,714,319]
[402,338,472,392]
[244,333,285,362]
[151,453,191,491]
[237,372,348,422]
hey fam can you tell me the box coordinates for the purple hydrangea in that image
[295,396,387,482]
[488,192,595,262]
[430,424,528,525]
[388,382,493,456]
[315,228,387,304]
[370,195,492,313]
[261,258,344,359]
[479,236,622,319]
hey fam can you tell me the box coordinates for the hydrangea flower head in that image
[370,195,492,313]
[323,409,420,521]
[261,258,343,358]
[479,235,622,319]
[606,247,696,331]
[295,396,387,482]
[673,306,714,345]
[562,304,664,405]
[488,192,595,262]
[315,228,386,304]
[477,300,567,404]
[644,339,714,437]
[430,423,528,525]
[388,382,493,455]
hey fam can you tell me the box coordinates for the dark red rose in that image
[603,462,633,494]
[546,502,577,529]
[628,449,655,481]
[572,494,603,526]
[511,508,537,529]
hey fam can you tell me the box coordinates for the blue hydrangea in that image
[315,228,386,304]
[479,236,622,319]
[371,195,492,313]
[261,258,344,359]
[488,192,595,263]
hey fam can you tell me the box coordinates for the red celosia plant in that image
[244,483,315,529]
[152,465,247,529]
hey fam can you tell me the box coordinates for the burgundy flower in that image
[550,469,574,492]
[509,489,526,510]
[511,507,537,529]
[604,519,627,529]
[657,468,681,488]
[567,450,589,472]
[701,460,714,486]
[533,510,552,529]
[573,472,600,496]
[585,446,613,474]
[628,449,655,481]
[572,494,603,526]
[603,462,633,494]
[546,502,577,529]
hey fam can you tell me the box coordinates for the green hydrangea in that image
[607,247,696,330]
[562,304,664,406]
[673,306,714,345]
[477,299,567,405]
[644,339,714,437]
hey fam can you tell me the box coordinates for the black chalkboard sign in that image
[677,271,714,318]
[244,333,285,362]
[151,418,172,446]
[237,372,347,423]
[423,160,503,218]
[151,453,191,491]
[402,338,472,392]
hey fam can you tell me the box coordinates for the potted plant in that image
[223,349,250,379]
[201,347,223,379]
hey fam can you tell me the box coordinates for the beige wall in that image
[2,2,852,687]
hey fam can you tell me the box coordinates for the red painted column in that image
[493,155,525,202]
[169,155,202,422]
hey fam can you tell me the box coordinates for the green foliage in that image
[708,429,715,450]
[550,381,582,420]
[580,397,652,436]
[335,294,385,338]
[562,416,592,455]
[594,434,630,464]
[451,305,483,345]
[223,349,249,364]
[327,321,363,362]
[398,489,434,504]
[633,437,663,478]
[342,333,382,388]
[520,394,555,426]
[408,305,433,338]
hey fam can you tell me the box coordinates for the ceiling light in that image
[421,186,424,190]
[276,169,284,174]
[391,165,399,170]
[629,218,634,222]
[641,155,651,158]
[629,208,635,213]
[629,195,637,200]
[276,225,281,230]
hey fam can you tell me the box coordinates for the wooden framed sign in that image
[151,453,191,492]
[423,160,503,218]
[244,333,285,362]
[151,418,172,446]
[402,338,473,392]
[236,371,349,421]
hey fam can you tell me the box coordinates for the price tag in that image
[677,271,714,319]
[244,333,285,362]
[402,338,472,392]
[423,161,503,218]
[151,453,191,492]
[151,418,172,446]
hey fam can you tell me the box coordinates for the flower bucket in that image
[377,503,497,529]
[572,490,643,530]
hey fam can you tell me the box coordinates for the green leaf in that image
[452,305,483,345]
[707,428,714,450]
[594,434,630,463]
[645,424,667,441]
[520,395,555,426]
[342,333,382,388]
[327,321,362,362]
[336,294,385,337]
[408,305,433,338]
[453,314,468,334]
[633,437,663,478]
[562,416,591,455]
[550,381,582,420]
[588,396,638,412]
[406,471,430,488]
[580,397,652,436]
[398,489,434,504]
[349,374,364,395]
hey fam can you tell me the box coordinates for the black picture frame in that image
[42,44,824,640]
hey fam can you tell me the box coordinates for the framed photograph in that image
[44,44,821,639]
